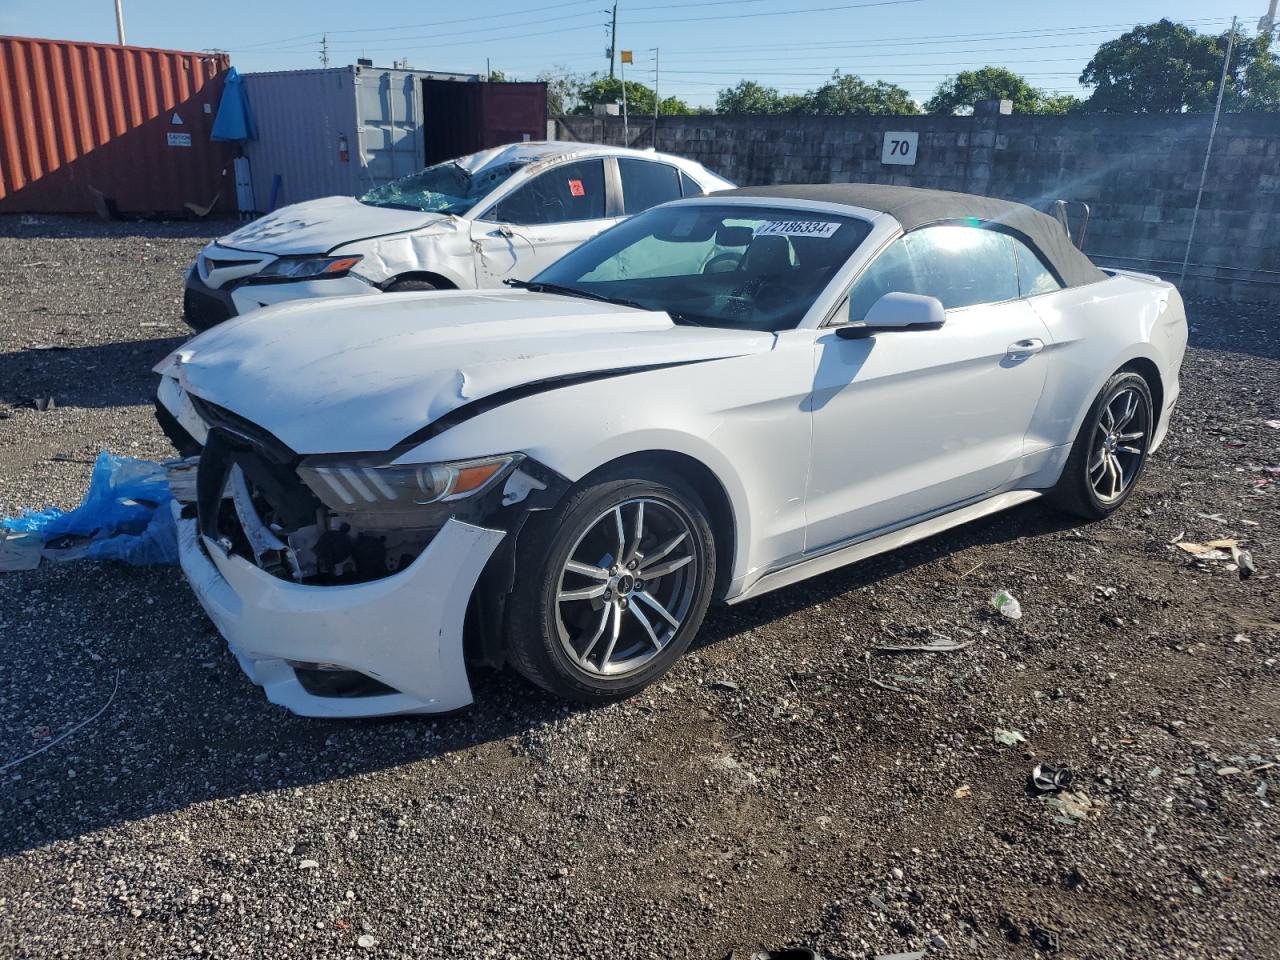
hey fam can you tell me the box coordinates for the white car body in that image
[157,187,1187,717]
[182,141,733,329]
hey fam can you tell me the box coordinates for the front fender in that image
[400,348,817,593]
[337,221,476,289]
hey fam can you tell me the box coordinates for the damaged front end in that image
[159,392,566,716]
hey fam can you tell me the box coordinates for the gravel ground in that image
[0,216,1277,960]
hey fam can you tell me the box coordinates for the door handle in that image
[1006,338,1045,358]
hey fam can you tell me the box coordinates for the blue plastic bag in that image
[1,451,177,566]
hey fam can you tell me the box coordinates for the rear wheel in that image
[385,278,439,293]
[505,468,716,703]
[1051,371,1153,520]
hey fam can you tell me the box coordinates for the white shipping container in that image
[240,64,478,212]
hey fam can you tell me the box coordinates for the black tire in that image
[505,465,717,704]
[384,278,439,293]
[1050,370,1154,520]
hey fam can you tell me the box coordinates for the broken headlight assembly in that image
[251,254,363,282]
[296,453,523,515]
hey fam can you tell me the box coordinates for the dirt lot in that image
[0,217,1277,960]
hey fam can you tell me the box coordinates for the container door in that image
[356,70,423,193]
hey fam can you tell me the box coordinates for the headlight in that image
[255,255,362,281]
[297,453,521,513]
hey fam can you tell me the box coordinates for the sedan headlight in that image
[255,255,363,281]
[297,453,522,513]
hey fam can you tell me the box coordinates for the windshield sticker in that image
[754,220,841,238]
[568,179,585,197]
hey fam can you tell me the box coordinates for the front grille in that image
[183,287,233,329]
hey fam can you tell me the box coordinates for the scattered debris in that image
[1265,419,1280,430]
[1046,790,1100,825]
[0,451,177,567]
[1031,764,1076,794]
[991,589,1023,620]
[871,950,926,960]
[357,933,376,949]
[1230,545,1256,579]
[0,670,121,775]
[0,530,42,572]
[873,636,974,654]
[993,728,1026,747]
[298,859,319,870]
[710,678,739,693]
[954,784,972,799]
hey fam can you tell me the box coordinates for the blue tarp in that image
[1,452,177,566]
[211,67,257,142]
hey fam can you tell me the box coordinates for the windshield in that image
[359,159,526,214]
[530,204,872,331]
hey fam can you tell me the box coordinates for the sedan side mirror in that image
[836,292,946,340]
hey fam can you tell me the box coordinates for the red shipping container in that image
[0,34,234,214]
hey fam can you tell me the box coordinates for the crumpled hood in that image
[166,290,773,454]
[217,196,447,255]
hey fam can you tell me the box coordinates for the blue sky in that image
[2,1,1244,107]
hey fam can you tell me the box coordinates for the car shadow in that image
[0,498,1073,859]
[0,336,188,409]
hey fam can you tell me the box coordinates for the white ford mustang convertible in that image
[155,184,1187,717]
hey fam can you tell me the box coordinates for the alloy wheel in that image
[555,497,699,678]
[1089,386,1149,503]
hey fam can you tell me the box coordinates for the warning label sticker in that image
[754,220,840,238]
[568,179,585,197]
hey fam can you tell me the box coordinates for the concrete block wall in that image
[555,108,1280,301]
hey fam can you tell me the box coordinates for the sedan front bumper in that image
[175,502,505,717]
[183,264,380,331]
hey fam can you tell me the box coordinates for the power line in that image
[229,0,601,50]
[628,0,926,25]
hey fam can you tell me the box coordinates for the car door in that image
[804,224,1052,552]
[471,157,617,286]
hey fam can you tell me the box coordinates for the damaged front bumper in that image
[175,500,504,717]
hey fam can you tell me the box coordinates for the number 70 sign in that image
[881,131,918,166]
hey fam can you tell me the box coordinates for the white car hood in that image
[170,290,774,454]
[217,196,447,255]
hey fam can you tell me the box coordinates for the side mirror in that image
[836,292,946,339]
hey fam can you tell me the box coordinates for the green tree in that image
[570,76,692,116]
[538,69,583,115]
[1037,93,1083,114]
[926,66,1045,114]
[801,73,919,115]
[716,80,807,114]
[486,68,507,83]
[1080,19,1280,112]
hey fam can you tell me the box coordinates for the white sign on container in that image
[881,131,918,166]
[167,132,192,147]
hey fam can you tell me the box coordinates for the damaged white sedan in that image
[182,141,732,329]
[156,184,1187,717]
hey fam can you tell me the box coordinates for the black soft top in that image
[717,183,1107,289]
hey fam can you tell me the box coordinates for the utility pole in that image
[608,2,618,78]
[620,50,632,144]
[651,47,660,147]
[114,0,126,45]
[1180,15,1237,287]
[320,33,330,68]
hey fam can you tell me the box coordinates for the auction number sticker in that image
[568,178,585,197]
[755,220,840,238]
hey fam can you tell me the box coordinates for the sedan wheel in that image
[1088,385,1149,504]
[1052,371,1154,520]
[506,470,717,703]
[555,498,699,678]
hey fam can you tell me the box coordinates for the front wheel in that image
[505,469,717,703]
[1051,371,1154,520]
[384,278,438,293]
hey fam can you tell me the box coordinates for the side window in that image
[618,158,683,215]
[679,170,704,197]
[488,159,605,225]
[1012,237,1063,297]
[846,225,1019,319]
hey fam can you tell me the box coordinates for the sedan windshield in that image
[359,159,526,215]
[530,204,872,331]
